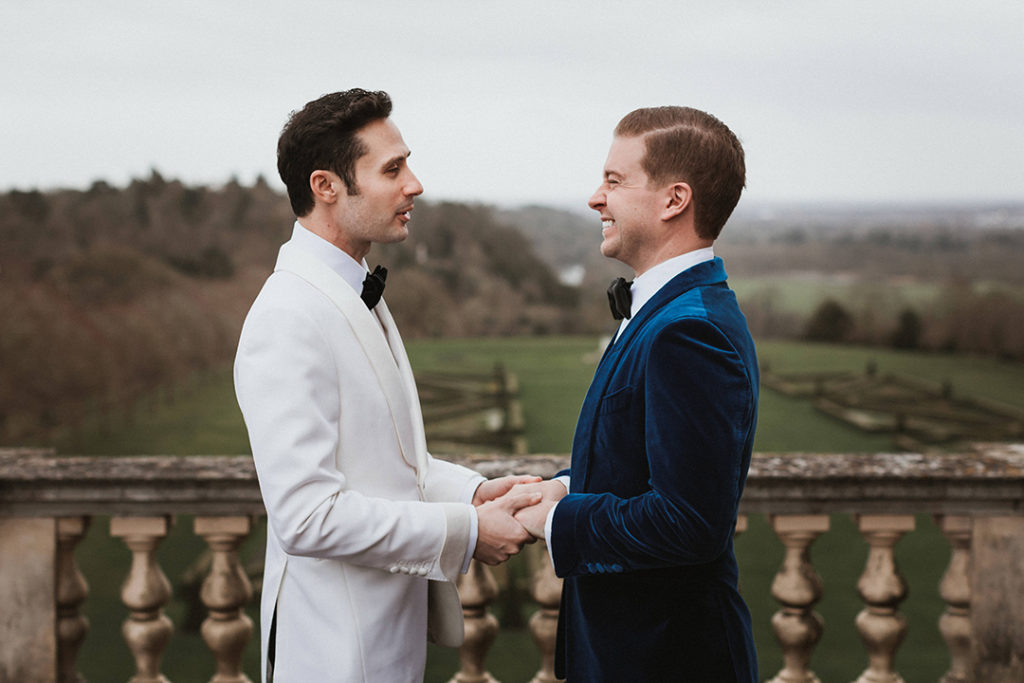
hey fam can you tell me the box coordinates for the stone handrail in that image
[2,444,1024,681]
[6,446,1024,517]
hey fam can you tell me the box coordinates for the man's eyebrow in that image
[381,151,412,169]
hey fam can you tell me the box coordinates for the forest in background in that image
[0,174,584,442]
[2,173,1023,443]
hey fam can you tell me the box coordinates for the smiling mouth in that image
[602,219,614,230]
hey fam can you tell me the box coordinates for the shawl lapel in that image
[274,241,428,488]
[374,297,431,478]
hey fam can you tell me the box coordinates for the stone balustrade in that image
[2,444,1024,682]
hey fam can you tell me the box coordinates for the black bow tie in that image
[607,277,633,320]
[361,265,388,309]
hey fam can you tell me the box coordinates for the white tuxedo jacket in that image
[235,238,484,682]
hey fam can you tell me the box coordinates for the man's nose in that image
[588,187,605,211]
[406,171,423,196]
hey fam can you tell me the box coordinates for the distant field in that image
[731,274,944,317]
[52,336,1024,682]
[755,339,1024,411]
[731,274,1024,323]
[407,335,1024,454]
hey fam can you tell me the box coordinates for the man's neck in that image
[290,222,368,295]
[297,213,370,262]
[632,238,713,278]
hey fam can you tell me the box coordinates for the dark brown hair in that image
[615,106,745,240]
[277,89,392,216]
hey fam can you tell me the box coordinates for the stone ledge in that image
[2,444,1023,517]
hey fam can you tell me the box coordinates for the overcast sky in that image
[2,0,1022,210]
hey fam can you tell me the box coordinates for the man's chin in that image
[384,225,409,243]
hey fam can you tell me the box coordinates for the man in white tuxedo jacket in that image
[235,89,540,682]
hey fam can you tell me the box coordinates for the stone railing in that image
[2,444,1024,682]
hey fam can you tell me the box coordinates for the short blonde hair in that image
[615,106,745,240]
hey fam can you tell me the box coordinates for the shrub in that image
[804,299,854,343]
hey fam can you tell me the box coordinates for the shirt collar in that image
[289,221,368,294]
[614,246,715,340]
[629,246,715,319]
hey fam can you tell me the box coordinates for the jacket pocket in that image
[598,385,633,416]
[591,385,647,495]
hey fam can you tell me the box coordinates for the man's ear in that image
[309,170,342,205]
[662,182,692,221]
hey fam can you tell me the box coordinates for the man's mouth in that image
[602,219,614,230]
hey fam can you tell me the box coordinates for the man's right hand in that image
[473,489,541,565]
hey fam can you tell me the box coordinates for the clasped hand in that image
[472,476,568,566]
[508,479,567,538]
[471,475,566,565]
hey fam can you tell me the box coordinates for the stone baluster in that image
[449,559,500,683]
[528,544,563,683]
[853,514,915,683]
[767,514,829,683]
[57,516,90,683]
[936,515,972,683]
[195,516,254,683]
[111,516,174,683]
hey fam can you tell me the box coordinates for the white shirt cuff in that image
[461,476,486,573]
[463,509,478,573]
[543,502,560,568]
[543,475,571,564]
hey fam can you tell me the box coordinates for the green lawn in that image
[729,276,945,318]
[50,336,1024,682]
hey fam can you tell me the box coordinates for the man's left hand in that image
[514,498,557,539]
[472,474,542,506]
[510,480,567,538]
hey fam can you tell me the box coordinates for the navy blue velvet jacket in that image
[550,258,759,682]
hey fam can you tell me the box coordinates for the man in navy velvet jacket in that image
[514,106,759,681]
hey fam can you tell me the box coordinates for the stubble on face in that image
[332,119,422,259]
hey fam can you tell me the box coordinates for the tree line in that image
[0,173,588,443]
[2,174,1022,443]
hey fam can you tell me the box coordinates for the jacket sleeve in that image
[235,294,472,582]
[421,454,486,505]
[551,318,755,577]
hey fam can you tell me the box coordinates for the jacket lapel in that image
[374,298,430,477]
[274,241,426,487]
